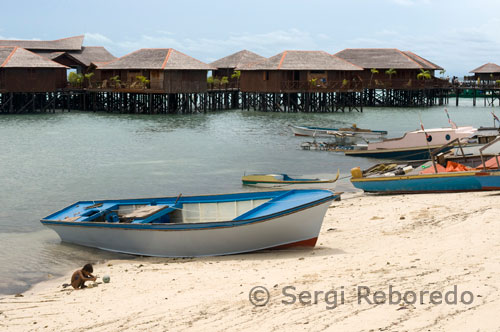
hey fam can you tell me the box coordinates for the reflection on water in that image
[0,99,494,294]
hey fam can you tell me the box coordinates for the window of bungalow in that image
[263,71,269,81]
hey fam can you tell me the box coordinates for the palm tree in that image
[385,68,397,86]
[84,72,94,88]
[370,68,379,87]
[439,69,446,77]
[417,69,431,80]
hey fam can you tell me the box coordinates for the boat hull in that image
[475,171,500,190]
[41,199,333,257]
[345,146,453,160]
[290,125,386,141]
[351,172,483,193]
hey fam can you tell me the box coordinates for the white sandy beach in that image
[1,191,499,332]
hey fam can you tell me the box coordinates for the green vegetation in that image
[207,76,214,84]
[231,70,241,80]
[84,72,94,88]
[369,68,379,86]
[221,76,229,85]
[417,69,431,80]
[110,75,121,88]
[136,75,150,89]
[385,68,397,81]
[68,72,84,88]
[342,79,349,87]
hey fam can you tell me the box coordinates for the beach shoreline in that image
[1,191,499,331]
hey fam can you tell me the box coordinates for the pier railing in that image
[280,78,450,92]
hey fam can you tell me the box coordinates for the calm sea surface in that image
[0,98,496,295]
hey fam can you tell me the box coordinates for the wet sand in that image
[1,191,499,332]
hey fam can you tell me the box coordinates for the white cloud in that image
[101,28,321,60]
[84,32,113,44]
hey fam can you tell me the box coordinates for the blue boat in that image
[475,170,500,190]
[41,189,339,257]
[350,159,500,194]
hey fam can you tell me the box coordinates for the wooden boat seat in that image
[122,205,169,221]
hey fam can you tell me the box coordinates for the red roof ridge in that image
[396,49,424,68]
[161,48,173,69]
[403,50,436,69]
[100,48,144,66]
[170,48,213,67]
[277,51,287,70]
[30,48,70,68]
[1,46,17,67]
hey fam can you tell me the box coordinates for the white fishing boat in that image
[345,125,478,160]
[41,190,339,257]
[290,124,387,143]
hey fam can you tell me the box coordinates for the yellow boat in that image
[242,170,340,187]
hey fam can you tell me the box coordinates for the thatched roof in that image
[0,46,68,68]
[0,35,83,51]
[335,48,443,70]
[470,63,500,74]
[210,50,266,69]
[97,48,213,70]
[401,51,443,70]
[237,50,363,71]
[64,46,116,67]
[31,51,65,60]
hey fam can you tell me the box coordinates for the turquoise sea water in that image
[0,98,497,295]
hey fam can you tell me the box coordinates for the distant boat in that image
[41,190,339,257]
[242,170,340,187]
[290,124,387,143]
[350,138,500,193]
[345,126,477,160]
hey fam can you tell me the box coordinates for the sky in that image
[2,0,500,77]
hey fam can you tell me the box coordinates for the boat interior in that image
[362,153,500,178]
[54,198,271,224]
[45,190,333,225]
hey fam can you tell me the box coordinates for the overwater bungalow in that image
[334,48,446,89]
[0,35,115,74]
[469,63,500,84]
[0,46,67,92]
[210,50,266,86]
[237,50,363,93]
[95,48,214,93]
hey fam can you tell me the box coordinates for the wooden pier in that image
[0,87,451,114]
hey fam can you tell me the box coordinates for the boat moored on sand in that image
[350,138,500,193]
[41,189,339,257]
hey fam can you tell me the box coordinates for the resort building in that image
[334,48,446,89]
[0,36,115,74]
[469,63,500,83]
[0,46,67,92]
[95,48,214,92]
[210,50,266,85]
[237,50,363,93]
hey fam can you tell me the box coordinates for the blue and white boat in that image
[41,190,339,257]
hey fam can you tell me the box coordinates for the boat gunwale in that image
[291,125,387,135]
[40,192,338,231]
